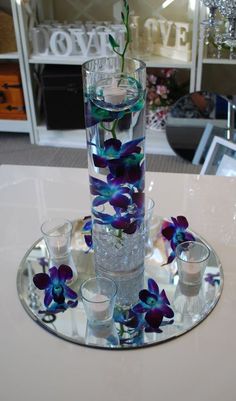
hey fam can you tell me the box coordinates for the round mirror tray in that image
[17,217,223,350]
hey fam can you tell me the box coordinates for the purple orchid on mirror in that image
[132,278,174,333]
[161,215,195,265]
[114,279,174,338]
[205,272,220,287]
[33,265,78,314]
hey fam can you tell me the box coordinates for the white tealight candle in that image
[103,84,126,105]
[90,294,109,321]
[182,262,201,285]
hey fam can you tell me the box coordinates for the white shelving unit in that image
[0,0,33,137]
[15,0,200,153]
[196,7,236,91]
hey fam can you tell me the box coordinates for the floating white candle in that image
[90,294,109,321]
[103,81,126,104]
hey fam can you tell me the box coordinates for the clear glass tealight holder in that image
[41,218,78,282]
[176,241,210,286]
[81,276,117,326]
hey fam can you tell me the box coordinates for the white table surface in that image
[0,164,236,401]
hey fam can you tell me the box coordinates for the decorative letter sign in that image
[30,19,191,62]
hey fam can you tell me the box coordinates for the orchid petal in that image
[177,215,189,229]
[64,284,78,300]
[132,302,149,313]
[84,234,93,248]
[139,289,157,304]
[148,279,159,296]
[110,194,130,209]
[44,287,53,307]
[49,266,59,282]
[120,137,144,156]
[58,265,73,282]
[159,289,170,305]
[123,221,138,234]
[132,192,144,209]
[33,273,51,290]
[93,195,108,207]
[162,225,175,240]
[93,154,107,168]
[104,138,122,151]
[145,309,163,329]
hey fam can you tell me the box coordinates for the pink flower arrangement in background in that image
[146,68,189,129]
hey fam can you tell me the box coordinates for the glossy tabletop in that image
[0,165,236,401]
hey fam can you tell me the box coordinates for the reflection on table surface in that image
[166,91,236,164]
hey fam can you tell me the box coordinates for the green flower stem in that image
[103,1,130,141]
[111,119,119,139]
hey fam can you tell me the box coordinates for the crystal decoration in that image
[201,0,220,27]
[218,0,236,58]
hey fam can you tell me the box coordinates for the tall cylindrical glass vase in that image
[82,57,146,306]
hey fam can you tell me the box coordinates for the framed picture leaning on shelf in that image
[201,136,236,175]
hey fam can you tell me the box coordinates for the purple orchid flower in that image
[33,265,78,313]
[92,137,144,168]
[107,153,144,187]
[90,175,131,209]
[92,208,131,230]
[38,299,78,314]
[132,278,174,332]
[205,272,220,287]
[92,190,144,234]
[84,99,125,127]
[82,215,93,252]
[161,216,195,264]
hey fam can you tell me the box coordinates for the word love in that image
[144,18,191,62]
[30,23,126,58]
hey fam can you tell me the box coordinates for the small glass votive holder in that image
[176,241,210,286]
[81,276,117,326]
[41,218,78,281]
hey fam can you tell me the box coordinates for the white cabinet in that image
[0,0,33,138]
[15,0,200,152]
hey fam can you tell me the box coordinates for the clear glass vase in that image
[82,57,146,307]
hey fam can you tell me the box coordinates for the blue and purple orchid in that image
[132,278,174,333]
[33,265,78,314]
[161,215,195,265]
[114,279,174,335]
[91,137,143,168]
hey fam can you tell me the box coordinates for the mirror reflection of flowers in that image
[146,68,188,129]
[33,265,78,314]
[205,272,220,287]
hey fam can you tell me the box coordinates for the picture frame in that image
[192,122,226,165]
[200,136,236,175]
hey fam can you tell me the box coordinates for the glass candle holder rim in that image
[41,218,73,237]
[146,196,155,212]
[176,240,210,263]
[82,56,146,74]
[80,276,118,304]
